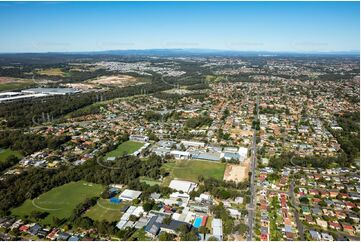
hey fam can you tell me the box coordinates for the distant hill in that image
[0,49,358,65]
[65,48,361,57]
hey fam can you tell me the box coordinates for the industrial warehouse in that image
[0,88,80,103]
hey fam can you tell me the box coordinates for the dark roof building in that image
[28,223,41,235]
[144,215,192,237]
[56,232,70,241]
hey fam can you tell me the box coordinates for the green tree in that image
[162,215,172,225]
[198,226,209,237]
[159,232,175,241]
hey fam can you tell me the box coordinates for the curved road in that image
[289,180,305,240]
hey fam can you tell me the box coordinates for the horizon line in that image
[0,48,359,55]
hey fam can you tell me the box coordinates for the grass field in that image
[12,181,103,225]
[206,216,213,231]
[0,81,34,91]
[105,141,144,159]
[128,229,151,241]
[162,159,226,184]
[0,148,22,163]
[139,176,162,186]
[205,75,225,83]
[85,198,129,222]
[37,68,69,77]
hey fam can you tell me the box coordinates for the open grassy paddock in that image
[104,140,144,159]
[162,159,226,184]
[11,181,103,225]
[36,68,69,77]
[0,77,35,91]
[85,198,130,222]
[0,148,22,163]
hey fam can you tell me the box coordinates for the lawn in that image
[0,82,34,92]
[12,181,103,225]
[37,68,68,77]
[128,228,151,241]
[0,148,22,163]
[162,159,226,184]
[85,198,129,222]
[206,216,213,231]
[139,176,162,186]
[85,198,130,223]
[105,141,144,159]
[205,75,225,83]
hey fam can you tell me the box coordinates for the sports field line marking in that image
[32,198,63,211]
[96,199,120,211]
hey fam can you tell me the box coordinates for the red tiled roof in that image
[19,225,29,232]
[342,224,354,231]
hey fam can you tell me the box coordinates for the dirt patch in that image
[223,159,250,182]
[230,128,253,136]
[88,75,140,87]
[232,234,246,241]
[64,83,95,90]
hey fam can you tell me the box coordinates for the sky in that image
[0,1,359,53]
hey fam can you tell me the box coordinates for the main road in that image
[247,94,259,241]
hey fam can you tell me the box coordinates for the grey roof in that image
[68,235,80,241]
[312,207,322,215]
[150,193,161,200]
[145,216,162,236]
[157,140,176,148]
[145,215,191,235]
[284,225,293,233]
[135,217,150,229]
[22,88,79,94]
[160,219,191,232]
[121,205,130,213]
[260,226,268,234]
[309,230,320,240]
[57,232,70,240]
[223,152,240,160]
[29,224,41,235]
[191,151,221,161]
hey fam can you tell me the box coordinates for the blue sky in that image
[0,1,359,53]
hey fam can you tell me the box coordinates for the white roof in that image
[0,92,20,97]
[238,147,248,156]
[200,193,211,201]
[181,140,205,147]
[116,220,127,229]
[212,218,222,227]
[170,150,190,156]
[234,196,244,204]
[212,219,223,237]
[170,192,190,199]
[169,180,197,193]
[184,211,196,224]
[131,206,144,217]
[119,189,142,200]
[164,198,177,206]
[228,208,241,216]
[172,213,181,221]
[120,206,136,221]
[0,93,48,102]
[224,147,238,152]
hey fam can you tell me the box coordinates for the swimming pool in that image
[193,217,202,228]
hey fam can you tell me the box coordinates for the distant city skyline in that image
[0,1,359,53]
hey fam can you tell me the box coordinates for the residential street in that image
[289,179,305,240]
